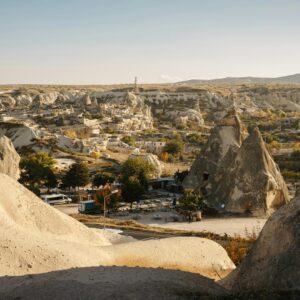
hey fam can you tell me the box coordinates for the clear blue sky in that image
[1,0,299,84]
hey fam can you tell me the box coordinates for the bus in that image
[41,194,72,205]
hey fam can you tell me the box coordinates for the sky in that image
[0,0,300,84]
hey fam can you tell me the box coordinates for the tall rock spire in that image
[183,108,242,190]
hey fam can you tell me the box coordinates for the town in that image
[1,0,300,298]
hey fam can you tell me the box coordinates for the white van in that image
[41,194,72,205]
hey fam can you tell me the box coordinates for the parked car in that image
[41,194,72,205]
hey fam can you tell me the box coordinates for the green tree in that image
[187,133,203,146]
[163,139,184,155]
[19,152,57,194]
[122,176,145,206]
[120,157,153,190]
[62,161,89,189]
[121,135,136,146]
[93,172,115,187]
[178,191,203,221]
[120,157,153,204]
[95,187,121,213]
[174,169,189,184]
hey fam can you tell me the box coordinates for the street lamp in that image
[103,189,118,219]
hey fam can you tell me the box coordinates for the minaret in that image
[134,76,139,94]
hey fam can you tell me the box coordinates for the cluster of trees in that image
[19,152,91,194]
[19,152,154,207]
[19,152,57,194]
[19,151,202,217]
[159,137,184,162]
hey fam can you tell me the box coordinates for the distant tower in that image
[134,76,139,94]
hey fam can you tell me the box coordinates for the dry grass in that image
[224,227,258,265]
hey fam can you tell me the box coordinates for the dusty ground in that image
[56,204,266,238]
[149,216,267,238]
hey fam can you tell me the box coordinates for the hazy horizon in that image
[1,0,300,84]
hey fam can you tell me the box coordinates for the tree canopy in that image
[121,136,136,146]
[121,176,144,204]
[163,139,184,155]
[93,172,115,187]
[174,169,189,184]
[120,157,153,189]
[120,157,153,204]
[178,191,203,215]
[19,152,57,194]
[62,161,89,189]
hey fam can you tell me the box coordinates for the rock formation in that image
[183,109,242,190]
[0,123,40,149]
[207,128,290,216]
[0,267,227,300]
[222,194,300,293]
[184,110,289,216]
[0,173,235,279]
[0,135,20,180]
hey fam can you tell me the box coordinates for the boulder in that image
[222,194,300,293]
[183,108,242,190]
[207,128,290,216]
[0,135,20,180]
[0,96,16,107]
[31,93,58,108]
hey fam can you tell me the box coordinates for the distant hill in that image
[177,74,300,85]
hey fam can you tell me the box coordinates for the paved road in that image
[53,204,78,214]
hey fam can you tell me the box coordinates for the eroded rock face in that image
[0,135,20,180]
[183,109,242,190]
[222,194,300,293]
[208,128,290,216]
[184,108,289,216]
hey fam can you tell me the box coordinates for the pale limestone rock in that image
[183,109,242,190]
[0,135,20,180]
[208,128,290,216]
[222,194,300,293]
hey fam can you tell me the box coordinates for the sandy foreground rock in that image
[0,267,227,300]
[0,173,235,280]
[221,194,300,293]
[0,135,20,179]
